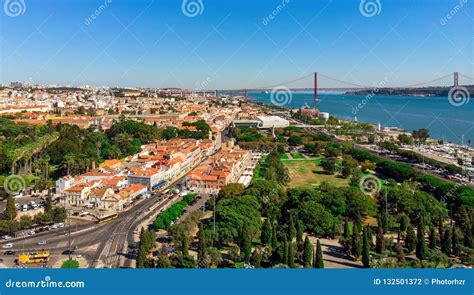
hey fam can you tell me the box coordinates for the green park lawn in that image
[290,153,305,159]
[279,153,289,159]
[282,159,348,189]
[61,260,79,268]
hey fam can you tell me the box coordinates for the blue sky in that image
[1,0,473,89]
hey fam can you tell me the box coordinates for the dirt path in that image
[307,236,363,268]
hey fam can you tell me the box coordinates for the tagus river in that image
[249,91,474,145]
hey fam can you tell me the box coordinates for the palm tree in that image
[63,154,75,175]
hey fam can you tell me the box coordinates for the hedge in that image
[153,201,187,229]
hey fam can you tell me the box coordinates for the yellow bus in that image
[96,213,118,224]
[18,251,50,264]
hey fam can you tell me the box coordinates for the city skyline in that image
[1,0,473,89]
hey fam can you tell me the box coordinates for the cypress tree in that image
[197,222,207,263]
[261,218,272,246]
[452,227,461,256]
[296,220,304,245]
[181,234,190,257]
[137,247,147,268]
[331,221,339,239]
[399,213,408,232]
[45,195,53,213]
[282,235,289,265]
[288,242,296,268]
[465,226,473,248]
[354,211,363,234]
[405,225,416,253]
[271,222,278,249]
[351,222,362,258]
[367,226,374,249]
[458,207,473,248]
[314,239,324,268]
[381,213,389,233]
[416,223,427,260]
[441,228,452,255]
[137,227,148,268]
[438,219,444,246]
[428,227,438,249]
[303,236,313,268]
[464,224,473,248]
[4,196,16,221]
[454,206,472,247]
[375,226,385,254]
[343,219,350,241]
[377,214,383,234]
[288,215,296,241]
[241,222,252,263]
[396,242,405,264]
[362,226,370,268]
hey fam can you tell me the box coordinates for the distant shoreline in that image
[247,95,473,147]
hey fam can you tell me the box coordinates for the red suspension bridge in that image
[211,72,473,102]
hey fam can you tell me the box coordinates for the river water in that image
[249,91,474,145]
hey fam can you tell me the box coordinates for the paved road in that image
[0,176,187,268]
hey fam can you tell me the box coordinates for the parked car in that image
[2,235,11,240]
[2,243,13,249]
[3,250,15,255]
[37,240,47,246]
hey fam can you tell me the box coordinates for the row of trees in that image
[137,228,157,268]
[349,147,474,209]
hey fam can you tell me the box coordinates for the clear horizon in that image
[1,0,473,89]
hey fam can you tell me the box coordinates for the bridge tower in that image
[454,72,459,87]
[314,72,318,103]
[244,88,247,99]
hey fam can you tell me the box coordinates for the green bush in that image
[182,193,197,204]
[153,201,187,229]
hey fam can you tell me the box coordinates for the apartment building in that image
[187,148,252,194]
